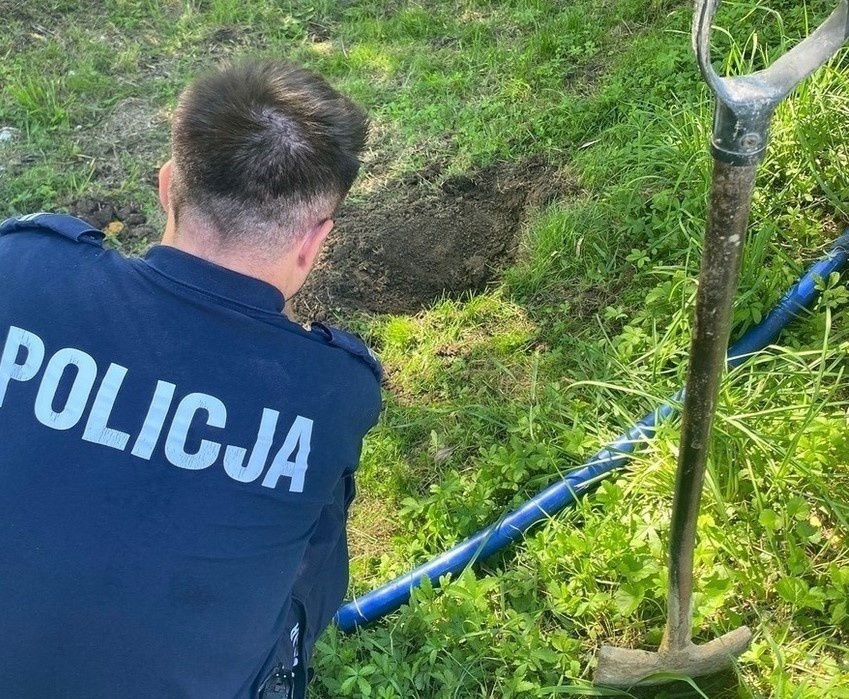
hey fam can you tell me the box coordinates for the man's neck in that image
[160,218,297,299]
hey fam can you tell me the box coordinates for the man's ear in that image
[158,160,173,212]
[296,218,334,272]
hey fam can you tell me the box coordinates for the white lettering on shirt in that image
[0,324,317,491]
[82,363,131,450]
[131,380,177,460]
[261,416,313,493]
[34,347,98,430]
[223,408,279,483]
[0,326,46,406]
[165,393,227,470]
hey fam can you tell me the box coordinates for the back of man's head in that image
[169,59,368,257]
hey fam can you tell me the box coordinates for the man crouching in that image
[0,59,382,699]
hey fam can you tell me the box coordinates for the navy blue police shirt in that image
[0,214,382,698]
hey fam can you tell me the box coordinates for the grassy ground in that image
[2,0,848,697]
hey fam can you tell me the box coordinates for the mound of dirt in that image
[65,156,571,317]
[294,156,571,317]
[67,198,157,249]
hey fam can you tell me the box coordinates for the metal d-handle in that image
[694,0,849,165]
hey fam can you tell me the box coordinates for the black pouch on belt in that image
[258,599,309,699]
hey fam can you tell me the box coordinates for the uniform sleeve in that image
[259,473,355,698]
[293,470,356,646]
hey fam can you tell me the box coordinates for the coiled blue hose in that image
[336,230,849,633]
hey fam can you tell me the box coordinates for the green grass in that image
[2,0,849,697]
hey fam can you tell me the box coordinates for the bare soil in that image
[67,156,572,317]
[294,156,572,317]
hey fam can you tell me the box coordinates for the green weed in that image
[2,0,848,696]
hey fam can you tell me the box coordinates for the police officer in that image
[0,59,381,698]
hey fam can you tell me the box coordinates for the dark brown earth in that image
[67,156,572,317]
[67,198,159,249]
[294,156,572,317]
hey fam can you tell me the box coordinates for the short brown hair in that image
[169,59,369,253]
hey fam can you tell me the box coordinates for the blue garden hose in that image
[336,229,849,633]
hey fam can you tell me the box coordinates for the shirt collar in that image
[140,245,286,314]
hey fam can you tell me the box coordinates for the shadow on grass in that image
[627,669,749,699]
